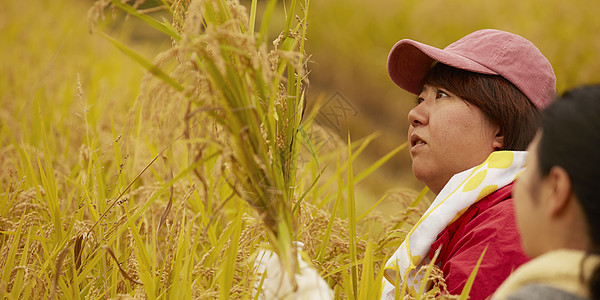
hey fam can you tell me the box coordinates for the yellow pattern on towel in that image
[381,151,528,300]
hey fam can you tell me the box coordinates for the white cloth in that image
[253,242,334,299]
[382,151,528,299]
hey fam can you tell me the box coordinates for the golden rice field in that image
[1,0,599,299]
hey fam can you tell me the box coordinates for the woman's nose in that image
[408,103,428,127]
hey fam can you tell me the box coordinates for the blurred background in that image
[3,0,600,211]
[304,0,600,202]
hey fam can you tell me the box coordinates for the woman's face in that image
[513,133,544,257]
[515,132,593,257]
[408,84,502,194]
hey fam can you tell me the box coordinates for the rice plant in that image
[0,0,463,299]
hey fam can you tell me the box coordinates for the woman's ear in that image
[546,166,573,217]
[492,128,504,150]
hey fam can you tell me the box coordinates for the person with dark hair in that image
[255,29,557,300]
[382,29,556,300]
[493,85,600,300]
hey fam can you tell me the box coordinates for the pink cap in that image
[387,29,556,109]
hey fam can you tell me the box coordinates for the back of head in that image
[538,85,600,222]
[537,84,600,298]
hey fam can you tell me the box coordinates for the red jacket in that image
[428,182,529,300]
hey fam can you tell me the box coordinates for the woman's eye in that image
[436,90,449,98]
[415,97,425,105]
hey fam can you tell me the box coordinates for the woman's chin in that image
[412,166,435,186]
[412,164,449,194]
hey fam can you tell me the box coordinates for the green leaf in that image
[297,124,320,169]
[354,142,407,184]
[218,209,245,298]
[347,132,358,298]
[356,193,388,222]
[249,0,258,34]
[316,159,343,264]
[283,0,298,39]
[1,213,24,288]
[98,31,184,92]
[358,241,375,298]
[258,0,277,45]
[416,246,442,299]
[292,163,328,213]
[110,0,180,41]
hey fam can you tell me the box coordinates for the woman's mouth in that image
[410,134,427,151]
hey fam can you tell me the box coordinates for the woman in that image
[382,29,556,299]
[493,85,600,300]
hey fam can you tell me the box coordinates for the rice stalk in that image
[0,0,472,298]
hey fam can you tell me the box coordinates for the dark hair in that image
[423,63,540,150]
[537,84,600,299]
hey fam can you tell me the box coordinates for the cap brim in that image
[387,39,498,95]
